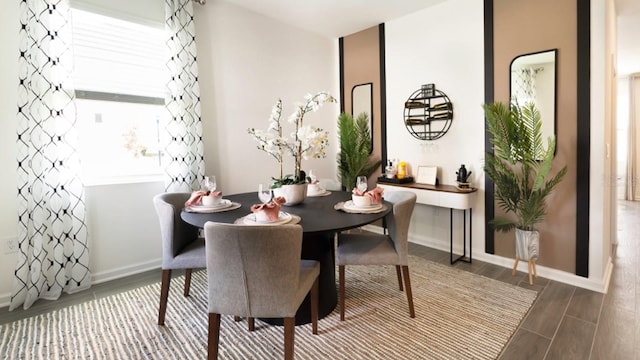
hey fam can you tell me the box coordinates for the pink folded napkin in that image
[250,196,286,222]
[366,187,384,204]
[352,187,384,204]
[185,190,222,207]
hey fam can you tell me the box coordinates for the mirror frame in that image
[351,82,374,153]
[509,48,558,155]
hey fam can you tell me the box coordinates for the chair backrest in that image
[204,222,302,317]
[383,191,417,264]
[153,193,200,268]
[203,222,304,318]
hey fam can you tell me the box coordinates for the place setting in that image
[306,169,331,197]
[334,176,388,214]
[184,175,242,213]
[234,184,301,226]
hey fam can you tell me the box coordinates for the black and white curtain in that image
[11,0,90,310]
[164,0,205,192]
[627,74,640,201]
[511,67,538,106]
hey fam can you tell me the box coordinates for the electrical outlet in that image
[3,237,18,254]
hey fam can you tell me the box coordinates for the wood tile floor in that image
[1,200,638,359]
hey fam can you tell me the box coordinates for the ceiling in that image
[218,0,446,38]
[217,0,640,76]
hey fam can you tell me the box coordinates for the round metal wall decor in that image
[403,88,453,141]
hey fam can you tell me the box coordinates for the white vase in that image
[272,184,308,206]
[515,228,540,261]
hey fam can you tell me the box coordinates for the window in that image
[70,8,169,184]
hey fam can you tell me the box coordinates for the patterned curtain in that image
[626,74,640,200]
[511,67,537,106]
[164,0,205,192]
[11,0,90,310]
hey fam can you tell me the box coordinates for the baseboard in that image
[91,259,161,285]
[0,259,161,308]
[362,224,610,293]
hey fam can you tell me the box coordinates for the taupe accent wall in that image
[341,26,383,175]
[493,0,577,273]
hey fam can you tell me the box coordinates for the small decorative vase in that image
[272,184,308,206]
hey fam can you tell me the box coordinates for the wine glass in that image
[356,176,368,193]
[203,175,217,192]
[308,169,318,183]
[258,184,272,204]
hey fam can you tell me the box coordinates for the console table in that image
[377,181,477,264]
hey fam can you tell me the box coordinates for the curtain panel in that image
[626,74,640,201]
[164,0,205,192]
[11,0,90,310]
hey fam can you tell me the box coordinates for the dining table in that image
[180,190,392,325]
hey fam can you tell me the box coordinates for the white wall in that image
[0,1,339,307]
[0,0,20,305]
[194,1,340,195]
[384,0,485,255]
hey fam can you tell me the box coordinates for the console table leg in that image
[449,209,453,264]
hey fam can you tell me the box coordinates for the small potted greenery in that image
[337,112,381,191]
[483,102,567,273]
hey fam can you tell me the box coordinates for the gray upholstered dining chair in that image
[336,191,417,321]
[203,222,320,360]
[153,192,206,326]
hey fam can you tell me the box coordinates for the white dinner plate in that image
[193,199,232,210]
[243,212,293,225]
[343,200,383,212]
[307,190,331,197]
[186,201,241,213]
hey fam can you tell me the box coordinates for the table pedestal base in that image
[261,232,337,326]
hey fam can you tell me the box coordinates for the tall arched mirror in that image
[510,49,557,148]
[351,82,373,153]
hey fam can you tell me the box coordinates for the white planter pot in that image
[515,228,540,261]
[272,183,308,206]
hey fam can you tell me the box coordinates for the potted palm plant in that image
[337,112,381,191]
[483,101,567,277]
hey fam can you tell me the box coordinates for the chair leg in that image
[401,266,416,318]
[310,278,319,335]
[283,317,295,360]
[338,265,346,321]
[395,265,404,291]
[248,317,255,331]
[158,269,172,325]
[184,268,193,297]
[208,313,221,360]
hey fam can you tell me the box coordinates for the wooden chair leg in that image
[339,265,346,321]
[310,277,319,335]
[184,268,193,297]
[208,313,221,360]
[395,265,404,291]
[402,266,415,318]
[158,269,171,325]
[283,317,295,360]
[248,317,255,331]
[512,257,520,276]
[233,316,241,322]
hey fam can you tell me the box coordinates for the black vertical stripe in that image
[484,0,495,254]
[576,0,590,277]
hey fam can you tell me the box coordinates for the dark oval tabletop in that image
[180,190,391,234]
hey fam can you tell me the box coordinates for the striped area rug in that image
[0,256,537,359]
